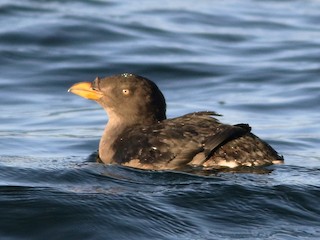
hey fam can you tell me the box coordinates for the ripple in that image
[1,0,320,239]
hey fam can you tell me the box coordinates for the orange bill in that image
[68,82,103,100]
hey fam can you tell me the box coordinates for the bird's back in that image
[110,112,283,170]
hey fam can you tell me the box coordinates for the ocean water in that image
[0,0,320,239]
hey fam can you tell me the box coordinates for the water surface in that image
[0,0,320,239]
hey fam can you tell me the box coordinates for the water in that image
[1,0,320,239]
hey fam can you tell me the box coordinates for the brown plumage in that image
[69,73,284,171]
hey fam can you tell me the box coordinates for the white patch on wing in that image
[216,160,239,168]
[272,160,284,165]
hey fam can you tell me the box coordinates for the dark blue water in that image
[1,0,320,239]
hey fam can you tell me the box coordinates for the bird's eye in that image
[122,89,130,95]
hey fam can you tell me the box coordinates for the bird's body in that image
[69,73,283,171]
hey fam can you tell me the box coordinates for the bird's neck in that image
[98,113,157,163]
[99,114,126,164]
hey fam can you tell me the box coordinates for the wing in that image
[202,123,251,159]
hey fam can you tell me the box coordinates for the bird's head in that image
[69,73,167,125]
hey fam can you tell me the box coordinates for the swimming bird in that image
[68,73,283,171]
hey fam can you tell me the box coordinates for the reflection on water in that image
[0,0,320,239]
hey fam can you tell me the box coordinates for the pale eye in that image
[122,89,130,95]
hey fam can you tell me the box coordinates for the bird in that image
[68,73,284,171]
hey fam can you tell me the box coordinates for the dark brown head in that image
[69,73,167,125]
